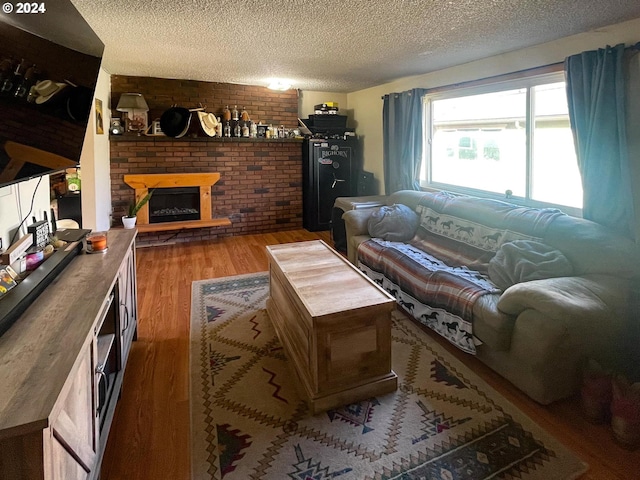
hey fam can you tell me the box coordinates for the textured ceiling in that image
[70,0,640,93]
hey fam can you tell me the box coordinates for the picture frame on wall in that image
[95,98,104,134]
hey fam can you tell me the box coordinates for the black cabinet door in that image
[317,155,353,226]
[303,139,358,231]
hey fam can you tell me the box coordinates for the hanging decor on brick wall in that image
[109,75,303,246]
[110,75,299,137]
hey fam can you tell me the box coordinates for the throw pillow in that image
[488,240,573,290]
[368,204,419,242]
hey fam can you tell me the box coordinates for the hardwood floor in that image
[100,229,639,480]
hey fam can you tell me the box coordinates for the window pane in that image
[531,83,583,208]
[431,89,527,196]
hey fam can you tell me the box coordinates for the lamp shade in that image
[116,93,148,112]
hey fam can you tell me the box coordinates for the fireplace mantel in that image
[123,173,231,232]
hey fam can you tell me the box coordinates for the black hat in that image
[160,107,191,138]
[66,86,93,122]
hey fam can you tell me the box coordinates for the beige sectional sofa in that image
[342,189,640,404]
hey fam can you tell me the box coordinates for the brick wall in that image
[111,75,299,132]
[111,137,303,245]
[110,76,303,246]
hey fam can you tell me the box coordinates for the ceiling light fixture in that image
[267,79,292,91]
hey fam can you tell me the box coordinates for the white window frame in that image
[421,71,582,217]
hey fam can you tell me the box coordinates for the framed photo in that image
[95,98,104,134]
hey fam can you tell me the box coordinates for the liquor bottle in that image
[249,121,257,138]
[224,121,231,137]
[232,105,239,121]
[0,58,18,95]
[0,58,14,91]
[222,105,231,122]
[9,59,29,96]
[241,106,249,122]
[234,121,241,137]
[15,64,38,99]
[215,117,222,137]
[242,122,249,137]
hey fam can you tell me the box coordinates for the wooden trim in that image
[134,218,231,233]
[123,173,225,228]
[123,173,221,189]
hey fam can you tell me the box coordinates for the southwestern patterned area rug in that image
[190,273,587,480]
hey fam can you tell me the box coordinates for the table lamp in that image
[116,93,149,133]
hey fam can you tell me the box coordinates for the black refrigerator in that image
[302,137,359,231]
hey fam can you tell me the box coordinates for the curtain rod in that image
[380,62,563,99]
[380,41,639,99]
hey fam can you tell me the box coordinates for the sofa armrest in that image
[497,275,633,392]
[498,274,630,362]
[498,274,629,324]
[343,209,377,264]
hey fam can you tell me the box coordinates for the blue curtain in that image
[382,88,427,193]
[565,43,634,237]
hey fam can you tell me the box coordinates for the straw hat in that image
[197,111,218,137]
[34,80,67,104]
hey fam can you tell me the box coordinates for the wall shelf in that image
[135,218,231,232]
[110,134,303,143]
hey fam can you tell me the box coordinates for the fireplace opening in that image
[148,187,200,223]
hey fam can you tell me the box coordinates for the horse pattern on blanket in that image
[357,238,500,354]
[413,205,543,273]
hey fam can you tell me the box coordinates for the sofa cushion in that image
[488,240,574,290]
[367,204,419,242]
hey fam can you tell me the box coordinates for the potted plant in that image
[122,190,153,229]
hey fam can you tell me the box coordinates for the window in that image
[422,72,583,212]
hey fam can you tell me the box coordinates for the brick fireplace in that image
[110,76,303,246]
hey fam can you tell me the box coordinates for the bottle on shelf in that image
[0,58,18,95]
[0,57,13,88]
[232,105,239,121]
[242,122,250,137]
[249,121,257,138]
[241,106,250,122]
[222,105,231,122]
[215,117,222,137]
[14,64,38,99]
[224,121,231,137]
[234,121,241,137]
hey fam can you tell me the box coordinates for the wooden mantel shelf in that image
[123,173,227,229]
[124,173,220,189]
[135,218,231,233]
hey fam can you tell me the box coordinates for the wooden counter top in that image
[0,229,136,439]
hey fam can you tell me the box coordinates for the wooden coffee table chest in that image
[266,240,397,414]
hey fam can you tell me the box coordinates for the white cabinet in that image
[118,244,138,368]
[0,230,138,480]
[50,435,89,480]
[46,339,97,480]
[49,341,96,479]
